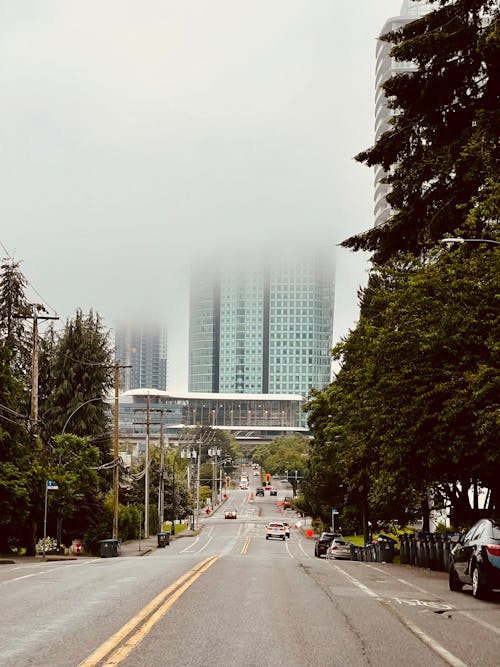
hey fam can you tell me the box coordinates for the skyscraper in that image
[115,322,168,391]
[374,1,432,227]
[188,249,335,397]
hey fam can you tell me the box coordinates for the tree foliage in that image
[304,247,499,529]
[38,309,114,459]
[342,0,499,261]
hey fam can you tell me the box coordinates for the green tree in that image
[38,310,114,459]
[342,1,499,262]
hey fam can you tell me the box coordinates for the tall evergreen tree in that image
[342,0,499,262]
[39,309,114,460]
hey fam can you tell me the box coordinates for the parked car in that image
[449,518,500,599]
[314,532,343,558]
[327,538,352,560]
[256,487,265,497]
[266,522,287,541]
[224,510,237,519]
[269,488,277,496]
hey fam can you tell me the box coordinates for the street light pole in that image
[440,237,500,246]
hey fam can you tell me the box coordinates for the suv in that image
[256,487,265,497]
[314,532,343,558]
[266,522,287,541]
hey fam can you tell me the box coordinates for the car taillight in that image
[485,544,500,557]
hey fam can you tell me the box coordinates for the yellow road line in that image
[240,536,251,555]
[78,556,218,667]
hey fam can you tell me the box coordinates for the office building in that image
[374,1,432,227]
[114,322,168,391]
[188,249,335,398]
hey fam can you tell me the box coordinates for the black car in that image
[314,532,343,558]
[256,487,265,497]
[449,518,500,599]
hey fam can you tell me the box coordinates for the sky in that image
[1,0,406,390]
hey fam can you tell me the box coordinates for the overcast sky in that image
[1,0,405,390]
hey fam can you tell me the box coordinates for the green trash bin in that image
[157,532,170,548]
[99,539,121,558]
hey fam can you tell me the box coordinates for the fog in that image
[1,1,405,388]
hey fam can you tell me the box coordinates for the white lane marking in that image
[333,566,466,667]
[285,540,294,559]
[196,536,213,553]
[333,565,380,599]
[1,571,50,584]
[396,577,433,595]
[180,536,201,553]
[401,617,467,667]
[297,539,311,559]
[459,610,500,638]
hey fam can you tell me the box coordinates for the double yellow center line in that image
[79,555,219,667]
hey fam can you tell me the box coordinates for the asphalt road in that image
[2,479,500,666]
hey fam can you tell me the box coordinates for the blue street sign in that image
[47,480,59,490]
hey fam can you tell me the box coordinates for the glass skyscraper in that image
[114,322,168,391]
[188,249,335,397]
[374,1,432,227]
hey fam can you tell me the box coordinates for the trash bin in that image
[157,532,170,548]
[99,539,121,558]
[376,535,396,563]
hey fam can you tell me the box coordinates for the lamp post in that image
[181,447,197,530]
[43,479,59,558]
[440,237,500,246]
[208,447,221,508]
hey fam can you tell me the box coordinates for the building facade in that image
[114,322,168,391]
[188,249,335,398]
[374,0,433,227]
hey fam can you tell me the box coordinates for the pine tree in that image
[342,0,499,262]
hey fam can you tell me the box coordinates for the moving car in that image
[326,538,352,560]
[266,522,287,540]
[314,532,343,558]
[256,487,265,496]
[269,488,277,496]
[282,521,291,538]
[224,510,237,519]
[449,518,500,599]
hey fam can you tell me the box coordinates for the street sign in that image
[331,508,339,532]
[47,480,59,490]
[332,508,339,514]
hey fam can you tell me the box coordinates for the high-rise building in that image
[188,249,335,397]
[374,1,432,227]
[115,322,168,391]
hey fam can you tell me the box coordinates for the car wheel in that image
[283,536,286,541]
[448,564,463,592]
[266,535,269,540]
[472,565,490,599]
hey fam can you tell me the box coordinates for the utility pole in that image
[145,392,150,537]
[15,305,58,432]
[111,361,131,541]
[112,363,120,540]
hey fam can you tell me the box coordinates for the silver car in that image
[327,539,352,560]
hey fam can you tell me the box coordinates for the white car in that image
[265,522,287,541]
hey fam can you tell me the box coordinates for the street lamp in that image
[61,397,103,435]
[208,447,221,508]
[43,479,59,559]
[181,447,197,530]
[440,237,500,246]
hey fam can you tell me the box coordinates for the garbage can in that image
[99,539,121,558]
[376,535,396,563]
[157,532,170,548]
